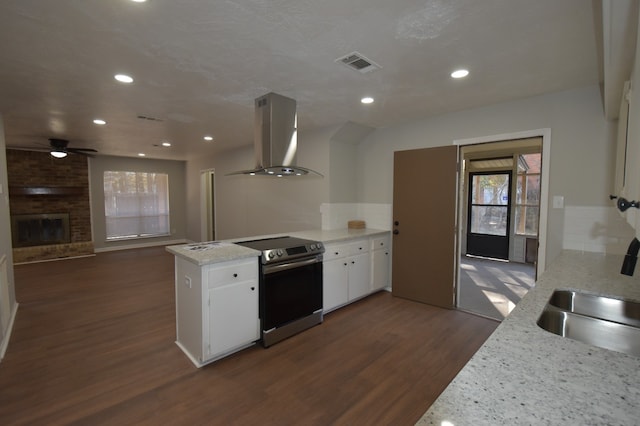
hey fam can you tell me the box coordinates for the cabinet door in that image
[348,252,371,301]
[372,248,390,291]
[323,258,348,312]
[207,280,259,358]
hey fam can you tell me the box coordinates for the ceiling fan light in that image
[51,150,67,159]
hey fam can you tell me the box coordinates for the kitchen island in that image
[417,250,640,425]
[166,228,391,367]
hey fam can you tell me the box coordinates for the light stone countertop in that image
[165,241,260,266]
[417,250,640,425]
[290,228,389,243]
[166,228,390,266]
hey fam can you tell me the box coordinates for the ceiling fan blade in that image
[68,147,98,153]
[66,149,96,158]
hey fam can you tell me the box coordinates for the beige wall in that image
[89,155,187,250]
[0,114,17,357]
[356,85,618,267]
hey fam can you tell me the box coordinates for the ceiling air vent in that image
[335,51,381,74]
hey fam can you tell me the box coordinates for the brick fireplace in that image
[7,149,94,263]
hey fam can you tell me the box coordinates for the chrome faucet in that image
[621,238,640,276]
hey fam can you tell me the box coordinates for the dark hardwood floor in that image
[0,246,498,425]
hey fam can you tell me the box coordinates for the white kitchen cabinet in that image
[175,256,259,367]
[371,235,391,291]
[323,257,349,312]
[348,252,371,300]
[322,239,370,312]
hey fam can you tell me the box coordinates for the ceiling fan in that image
[48,138,98,158]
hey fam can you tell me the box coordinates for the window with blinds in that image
[103,171,170,240]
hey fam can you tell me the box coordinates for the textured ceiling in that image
[0,0,601,161]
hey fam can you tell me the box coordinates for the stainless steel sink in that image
[537,307,640,357]
[537,290,640,357]
[548,290,640,328]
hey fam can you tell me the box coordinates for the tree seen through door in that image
[470,174,509,236]
[467,171,511,260]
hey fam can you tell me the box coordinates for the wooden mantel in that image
[9,186,84,196]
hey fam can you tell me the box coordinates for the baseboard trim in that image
[13,254,96,266]
[0,302,19,361]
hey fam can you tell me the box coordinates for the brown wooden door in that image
[392,145,458,309]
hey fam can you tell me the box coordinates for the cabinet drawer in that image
[207,258,258,289]
[346,239,369,256]
[371,235,390,251]
[323,243,349,261]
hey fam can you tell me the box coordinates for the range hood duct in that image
[228,92,322,177]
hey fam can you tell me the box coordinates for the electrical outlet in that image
[184,276,192,289]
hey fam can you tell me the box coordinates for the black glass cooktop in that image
[235,236,319,251]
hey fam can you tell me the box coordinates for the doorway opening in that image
[200,169,216,241]
[457,139,542,320]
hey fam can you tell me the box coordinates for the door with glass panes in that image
[466,171,511,260]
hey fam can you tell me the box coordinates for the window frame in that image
[103,170,171,241]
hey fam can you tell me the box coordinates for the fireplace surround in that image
[10,213,71,248]
[7,149,94,263]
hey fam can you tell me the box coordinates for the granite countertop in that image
[166,241,260,266]
[290,228,389,243]
[166,228,390,266]
[417,250,640,425]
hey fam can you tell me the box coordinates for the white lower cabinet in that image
[371,235,391,291]
[206,278,258,358]
[175,256,259,367]
[323,239,371,313]
[323,257,349,312]
[348,252,371,300]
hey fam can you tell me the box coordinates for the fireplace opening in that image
[10,213,71,248]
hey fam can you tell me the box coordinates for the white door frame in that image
[453,128,551,279]
[200,168,216,242]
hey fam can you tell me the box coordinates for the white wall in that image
[356,85,621,268]
[183,85,627,268]
[0,114,18,360]
[186,125,332,241]
[624,4,640,236]
[89,155,188,250]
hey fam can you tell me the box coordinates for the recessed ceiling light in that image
[114,74,134,83]
[361,97,374,104]
[138,153,146,157]
[161,141,171,147]
[93,119,106,125]
[131,0,147,2]
[451,69,469,79]
[204,135,214,141]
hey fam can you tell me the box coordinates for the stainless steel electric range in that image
[235,236,325,347]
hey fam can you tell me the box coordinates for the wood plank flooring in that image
[0,247,498,425]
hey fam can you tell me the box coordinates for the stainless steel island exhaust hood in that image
[228,92,322,177]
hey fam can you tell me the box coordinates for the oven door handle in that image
[264,256,322,274]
